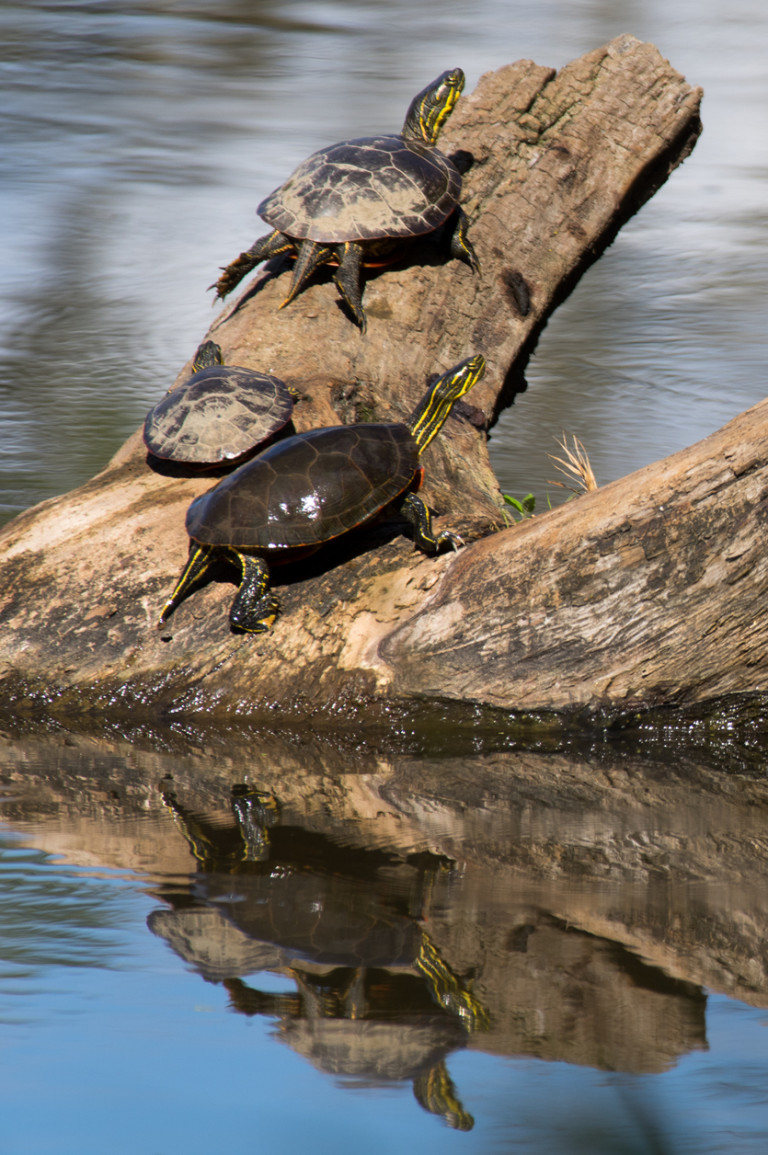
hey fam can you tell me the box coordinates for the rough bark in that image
[0,36,712,724]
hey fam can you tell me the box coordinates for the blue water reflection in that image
[0,833,766,1154]
[4,733,768,1152]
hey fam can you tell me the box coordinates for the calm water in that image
[1,0,767,519]
[3,730,768,1153]
[2,1,768,1150]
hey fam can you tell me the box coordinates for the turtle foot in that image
[229,553,277,634]
[434,530,464,553]
[211,253,257,300]
[230,597,279,635]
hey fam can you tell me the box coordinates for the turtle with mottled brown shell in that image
[143,341,294,467]
[158,354,486,634]
[213,69,478,331]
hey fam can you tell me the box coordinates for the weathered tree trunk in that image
[1,35,722,724]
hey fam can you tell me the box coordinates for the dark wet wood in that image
[0,36,715,723]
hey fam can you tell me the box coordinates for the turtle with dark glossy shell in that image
[213,69,479,330]
[143,341,294,467]
[158,353,486,634]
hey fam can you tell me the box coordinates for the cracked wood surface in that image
[0,36,717,722]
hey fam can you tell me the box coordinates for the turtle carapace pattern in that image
[143,341,294,467]
[213,69,479,331]
[158,354,486,634]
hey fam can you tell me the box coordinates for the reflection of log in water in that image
[143,781,701,1133]
[4,727,759,1082]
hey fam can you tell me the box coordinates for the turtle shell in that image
[143,365,293,465]
[259,135,461,244]
[186,422,420,550]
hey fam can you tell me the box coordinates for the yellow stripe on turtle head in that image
[408,354,486,452]
[402,68,466,147]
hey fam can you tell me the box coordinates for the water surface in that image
[2,4,768,1151]
[3,729,768,1152]
[1,0,767,518]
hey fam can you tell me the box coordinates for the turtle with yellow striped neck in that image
[213,69,479,331]
[159,354,486,633]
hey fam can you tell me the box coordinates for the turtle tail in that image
[406,354,485,453]
[279,240,334,310]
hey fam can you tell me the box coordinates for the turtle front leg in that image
[448,207,480,274]
[158,541,218,627]
[333,241,366,331]
[213,230,295,300]
[400,492,463,554]
[228,551,278,634]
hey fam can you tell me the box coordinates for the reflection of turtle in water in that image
[151,785,488,1130]
[225,973,474,1131]
[213,68,478,330]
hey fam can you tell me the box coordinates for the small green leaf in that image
[501,493,536,520]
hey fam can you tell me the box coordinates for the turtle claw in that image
[231,596,279,635]
[399,493,466,555]
[212,254,257,300]
[214,230,297,301]
[333,242,366,332]
[449,207,480,274]
[437,530,464,553]
[209,272,233,298]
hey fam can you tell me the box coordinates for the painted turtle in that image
[143,340,294,467]
[158,353,486,633]
[213,69,479,330]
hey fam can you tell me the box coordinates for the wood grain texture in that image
[0,37,711,722]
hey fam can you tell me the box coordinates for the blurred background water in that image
[2,2,768,1151]
[1,0,767,523]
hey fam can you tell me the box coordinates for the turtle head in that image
[402,68,465,147]
[192,340,223,372]
[408,354,486,453]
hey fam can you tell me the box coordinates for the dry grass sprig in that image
[547,432,598,496]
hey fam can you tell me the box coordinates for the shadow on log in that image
[1,35,729,726]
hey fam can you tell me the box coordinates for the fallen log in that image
[0,35,718,724]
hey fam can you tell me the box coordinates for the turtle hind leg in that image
[400,492,463,555]
[279,239,334,310]
[448,207,480,274]
[158,542,217,627]
[212,230,295,300]
[333,241,366,331]
[228,552,278,634]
